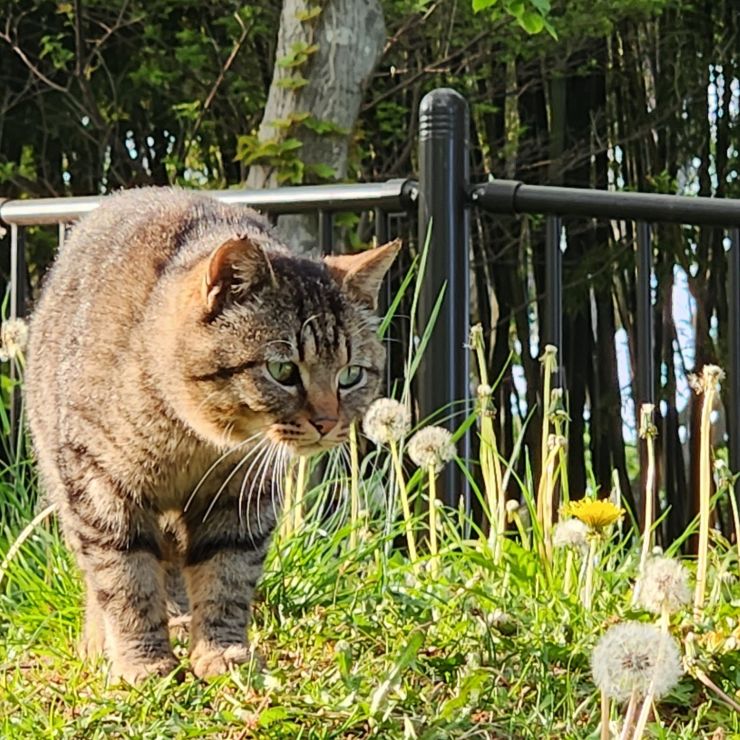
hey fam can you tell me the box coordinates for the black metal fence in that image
[3,87,740,530]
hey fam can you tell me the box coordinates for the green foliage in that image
[473,0,557,38]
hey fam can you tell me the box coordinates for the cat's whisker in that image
[253,441,282,536]
[184,432,261,513]
[201,439,268,523]
[240,438,274,532]
[270,443,290,522]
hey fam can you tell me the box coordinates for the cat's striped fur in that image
[25,187,398,682]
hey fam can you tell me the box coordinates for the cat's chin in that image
[287,440,345,457]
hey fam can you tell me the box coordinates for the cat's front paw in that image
[112,654,181,684]
[190,642,260,679]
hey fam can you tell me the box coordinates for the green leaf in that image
[305,163,336,179]
[276,75,309,90]
[258,707,288,727]
[295,6,322,21]
[518,9,545,33]
[472,0,499,11]
[505,0,525,17]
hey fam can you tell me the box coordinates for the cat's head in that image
[169,234,400,455]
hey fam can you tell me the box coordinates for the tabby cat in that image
[25,187,399,682]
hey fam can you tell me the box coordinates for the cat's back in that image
[31,187,239,330]
[25,187,264,458]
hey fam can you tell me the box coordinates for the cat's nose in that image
[309,416,338,436]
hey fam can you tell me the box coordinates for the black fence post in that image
[636,222,654,406]
[417,88,471,511]
[318,210,333,253]
[729,227,740,540]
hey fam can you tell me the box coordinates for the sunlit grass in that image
[1,255,740,737]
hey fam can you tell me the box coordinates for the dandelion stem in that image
[631,694,654,740]
[294,456,308,532]
[619,690,639,740]
[637,404,657,590]
[389,439,419,570]
[659,604,670,634]
[349,422,361,550]
[511,510,530,550]
[428,466,439,578]
[471,326,504,560]
[694,371,719,614]
[691,665,740,713]
[563,548,574,594]
[536,444,559,564]
[583,536,598,610]
[281,463,294,540]
[600,689,610,740]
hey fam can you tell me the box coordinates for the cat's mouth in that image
[265,421,348,456]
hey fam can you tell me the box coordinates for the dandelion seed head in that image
[0,318,29,360]
[541,344,558,360]
[690,364,726,394]
[636,557,691,615]
[505,499,520,514]
[553,518,589,549]
[591,622,683,702]
[362,398,410,445]
[548,433,567,451]
[477,383,492,399]
[639,403,657,438]
[407,426,455,472]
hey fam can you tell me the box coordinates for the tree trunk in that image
[247,0,386,253]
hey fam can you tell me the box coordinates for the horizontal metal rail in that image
[0,178,418,226]
[471,180,740,226]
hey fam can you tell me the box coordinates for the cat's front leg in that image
[183,498,275,679]
[62,478,177,682]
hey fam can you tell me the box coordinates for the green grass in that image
[1,442,739,739]
[1,254,739,737]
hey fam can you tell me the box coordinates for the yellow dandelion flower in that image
[563,499,624,530]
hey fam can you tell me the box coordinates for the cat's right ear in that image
[202,235,268,314]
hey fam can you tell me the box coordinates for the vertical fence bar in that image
[636,222,654,405]
[375,207,397,395]
[418,88,471,511]
[544,215,563,385]
[318,210,333,254]
[10,224,27,320]
[9,224,28,454]
[729,227,740,541]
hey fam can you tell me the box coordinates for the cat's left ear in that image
[202,235,269,313]
[324,239,402,309]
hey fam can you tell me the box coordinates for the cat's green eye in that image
[338,365,365,389]
[267,361,300,386]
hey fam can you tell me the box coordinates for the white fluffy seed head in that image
[362,398,411,445]
[505,499,520,514]
[591,622,683,702]
[406,426,455,472]
[477,383,493,398]
[0,318,29,361]
[635,557,691,615]
[553,518,589,549]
